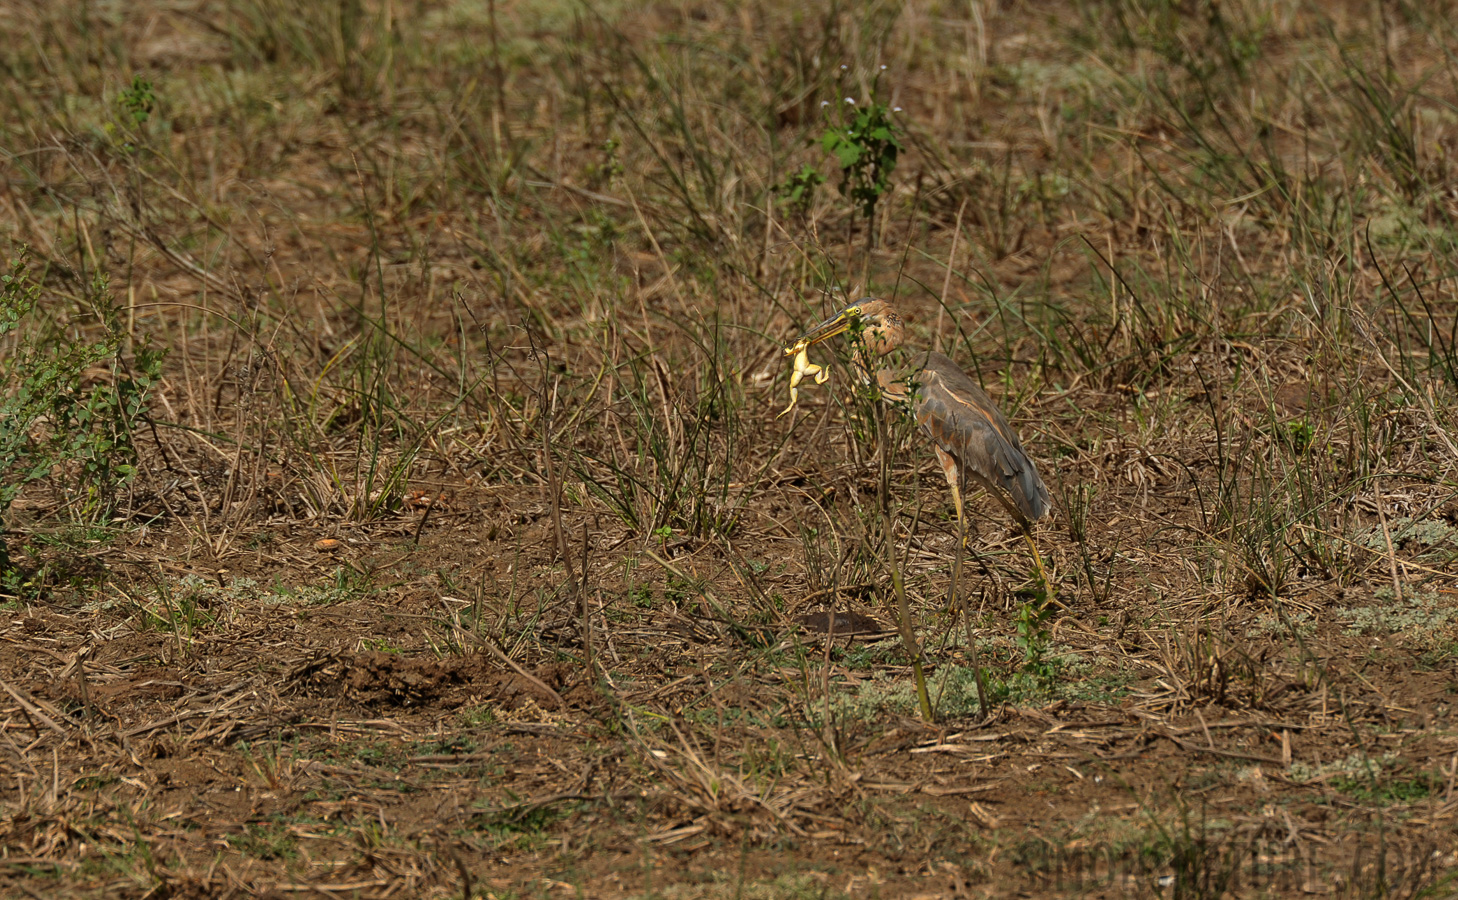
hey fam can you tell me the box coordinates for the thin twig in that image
[479,638,567,711]
[0,678,68,737]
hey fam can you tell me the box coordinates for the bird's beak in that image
[786,307,857,354]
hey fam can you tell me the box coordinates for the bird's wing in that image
[905,351,1051,521]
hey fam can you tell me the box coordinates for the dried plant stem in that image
[1372,476,1404,603]
[887,537,932,723]
[875,396,932,722]
[951,504,989,719]
[1022,527,1058,611]
[532,335,590,677]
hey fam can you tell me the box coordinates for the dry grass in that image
[4,0,1458,896]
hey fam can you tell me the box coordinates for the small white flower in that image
[880,64,887,70]
[845,97,855,104]
[840,65,848,70]
[893,106,902,112]
[821,100,830,107]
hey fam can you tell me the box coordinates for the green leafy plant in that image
[1014,597,1056,683]
[102,74,158,154]
[0,250,164,580]
[819,85,903,242]
[119,74,156,126]
[776,163,825,216]
[585,137,624,189]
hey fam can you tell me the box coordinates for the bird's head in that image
[788,298,904,358]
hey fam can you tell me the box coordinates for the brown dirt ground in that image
[3,1,1458,897]
[5,475,1458,898]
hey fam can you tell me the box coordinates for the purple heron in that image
[786,299,1051,583]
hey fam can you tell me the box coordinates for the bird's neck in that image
[852,347,914,405]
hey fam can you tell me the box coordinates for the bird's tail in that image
[1013,462,1052,522]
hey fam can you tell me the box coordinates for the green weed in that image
[819,82,903,245]
[469,795,580,851]
[0,251,162,575]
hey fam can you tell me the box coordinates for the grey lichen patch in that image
[1287,751,1398,784]
[170,574,360,607]
[1340,584,1455,647]
[1353,517,1458,558]
[835,665,986,721]
[1245,610,1315,640]
[833,647,1114,719]
[638,873,848,900]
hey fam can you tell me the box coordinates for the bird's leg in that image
[1021,526,1053,604]
[936,446,967,610]
[936,446,984,604]
[949,480,966,544]
[948,477,965,610]
[934,446,966,544]
[936,449,989,717]
[962,470,1061,613]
